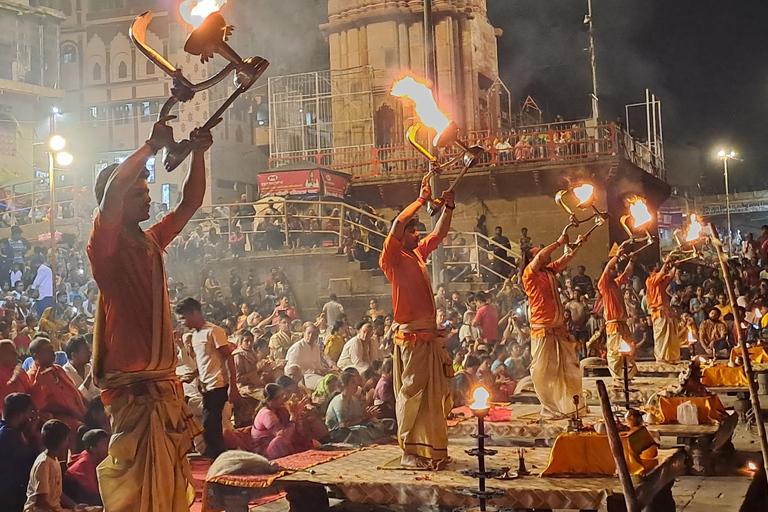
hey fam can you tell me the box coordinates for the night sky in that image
[488,0,768,193]
[245,0,768,194]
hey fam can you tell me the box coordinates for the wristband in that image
[416,197,427,206]
[445,204,456,210]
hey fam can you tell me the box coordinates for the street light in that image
[48,135,73,306]
[717,149,737,255]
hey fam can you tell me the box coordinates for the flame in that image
[742,321,750,329]
[469,386,490,411]
[573,184,595,207]
[685,214,703,242]
[748,461,758,471]
[179,0,227,29]
[687,327,697,344]
[619,340,632,354]
[629,198,652,230]
[391,76,452,144]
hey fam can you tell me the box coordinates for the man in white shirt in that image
[337,322,374,374]
[284,323,336,390]
[176,297,238,459]
[322,294,345,327]
[30,256,53,318]
[62,336,100,403]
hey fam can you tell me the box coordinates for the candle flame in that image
[179,0,227,29]
[748,461,758,471]
[469,386,490,411]
[391,76,452,144]
[629,198,652,230]
[619,339,632,354]
[685,214,703,243]
[573,184,595,207]
[687,327,697,344]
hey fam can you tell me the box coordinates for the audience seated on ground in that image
[27,337,87,439]
[64,428,109,506]
[325,370,393,445]
[0,393,39,512]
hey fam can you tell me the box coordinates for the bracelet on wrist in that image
[416,197,427,206]
[445,204,456,210]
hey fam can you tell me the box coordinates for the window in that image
[146,156,155,184]
[92,63,102,81]
[89,0,124,11]
[140,101,159,122]
[161,184,170,207]
[145,60,154,75]
[113,103,133,125]
[93,161,109,183]
[60,43,77,64]
[117,61,128,79]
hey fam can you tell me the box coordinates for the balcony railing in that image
[267,122,645,180]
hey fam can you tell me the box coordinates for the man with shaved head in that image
[87,116,216,511]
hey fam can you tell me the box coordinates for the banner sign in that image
[702,202,768,215]
[321,170,348,198]
[257,169,322,197]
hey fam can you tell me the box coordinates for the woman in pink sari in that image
[251,383,320,459]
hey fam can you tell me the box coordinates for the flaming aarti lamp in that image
[671,214,705,263]
[130,1,269,171]
[555,184,608,251]
[619,197,656,261]
[457,387,506,512]
[391,76,484,216]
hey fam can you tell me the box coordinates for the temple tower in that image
[322,0,503,147]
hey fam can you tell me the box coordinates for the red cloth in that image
[65,450,99,497]
[474,304,499,342]
[0,365,37,413]
[27,363,86,419]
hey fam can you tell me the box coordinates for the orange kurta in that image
[646,272,673,310]
[87,211,179,383]
[598,270,629,324]
[522,259,567,328]
[0,365,38,413]
[380,232,439,326]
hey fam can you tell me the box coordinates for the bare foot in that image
[400,453,432,468]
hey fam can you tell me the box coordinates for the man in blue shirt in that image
[0,392,38,511]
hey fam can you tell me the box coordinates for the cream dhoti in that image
[97,372,202,512]
[606,319,638,380]
[392,321,452,462]
[652,306,681,364]
[530,324,586,419]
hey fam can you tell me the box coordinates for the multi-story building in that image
[55,0,268,208]
[266,0,670,276]
[0,0,65,189]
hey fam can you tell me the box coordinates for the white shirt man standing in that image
[30,256,53,318]
[337,322,374,374]
[176,297,239,460]
[322,294,345,327]
[284,323,336,390]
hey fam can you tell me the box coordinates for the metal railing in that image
[184,197,520,283]
[0,180,79,228]
[268,122,626,179]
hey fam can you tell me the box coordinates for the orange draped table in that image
[729,346,768,365]
[658,394,728,425]
[701,366,749,388]
[541,427,658,477]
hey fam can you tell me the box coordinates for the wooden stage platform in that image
[228,444,686,512]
